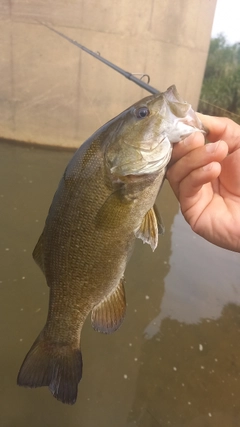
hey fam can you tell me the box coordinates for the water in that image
[1,139,240,427]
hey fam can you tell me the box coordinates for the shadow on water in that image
[1,140,240,426]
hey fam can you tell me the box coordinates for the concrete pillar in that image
[0,0,217,148]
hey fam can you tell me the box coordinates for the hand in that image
[166,114,240,252]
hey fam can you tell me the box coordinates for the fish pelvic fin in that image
[135,205,164,251]
[91,277,126,334]
[17,331,82,405]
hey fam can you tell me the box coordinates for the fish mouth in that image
[163,86,206,143]
[169,119,206,143]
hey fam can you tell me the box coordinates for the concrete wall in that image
[0,0,217,148]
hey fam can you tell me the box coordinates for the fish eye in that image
[135,106,150,119]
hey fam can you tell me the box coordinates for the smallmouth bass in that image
[17,85,204,404]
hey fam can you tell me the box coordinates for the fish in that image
[17,85,205,404]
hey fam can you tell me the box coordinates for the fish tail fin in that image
[17,331,82,405]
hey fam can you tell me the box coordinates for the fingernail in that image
[205,141,219,153]
[202,163,213,171]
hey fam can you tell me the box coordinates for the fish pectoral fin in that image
[135,205,164,251]
[32,232,45,275]
[95,189,131,230]
[91,278,126,334]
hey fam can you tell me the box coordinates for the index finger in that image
[197,113,240,153]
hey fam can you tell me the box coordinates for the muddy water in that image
[1,139,240,427]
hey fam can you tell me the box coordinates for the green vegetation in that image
[199,34,240,124]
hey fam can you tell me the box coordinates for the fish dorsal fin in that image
[91,278,126,334]
[32,232,45,274]
[135,205,164,252]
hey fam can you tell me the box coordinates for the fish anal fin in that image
[91,278,126,334]
[153,204,165,235]
[32,232,45,275]
[17,331,82,405]
[135,205,164,251]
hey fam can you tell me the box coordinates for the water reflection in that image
[145,213,240,338]
[129,303,240,427]
[0,140,240,426]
